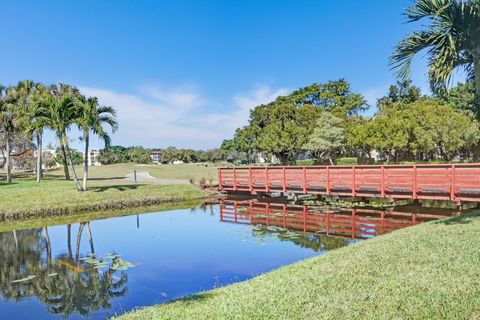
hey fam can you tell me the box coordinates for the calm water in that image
[0,202,452,319]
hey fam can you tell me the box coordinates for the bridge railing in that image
[218,163,480,202]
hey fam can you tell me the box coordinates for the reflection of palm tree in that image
[67,224,73,259]
[43,227,52,265]
[75,223,85,266]
[0,226,129,318]
[85,222,95,254]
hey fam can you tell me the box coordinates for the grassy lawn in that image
[47,163,220,184]
[0,163,215,219]
[117,211,480,320]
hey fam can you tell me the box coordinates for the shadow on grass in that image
[90,184,140,192]
[435,210,480,225]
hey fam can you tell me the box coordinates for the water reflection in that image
[0,202,457,319]
[220,200,453,240]
[0,224,128,318]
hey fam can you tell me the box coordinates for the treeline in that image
[0,80,117,190]
[222,79,480,165]
[97,146,226,165]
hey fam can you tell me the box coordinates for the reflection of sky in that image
[0,206,336,319]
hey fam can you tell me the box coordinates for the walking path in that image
[124,171,188,185]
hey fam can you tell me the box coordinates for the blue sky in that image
[0,1,439,150]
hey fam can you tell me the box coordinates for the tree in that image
[125,146,151,163]
[304,112,346,164]
[377,80,423,109]
[349,99,480,162]
[230,80,366,164]
[440,81,478,117]
[391,0,480,98]
[255,100,318,164]
[287,79,367,117]
[78,96,117,190]
[47,84,83,190]
[55,147,83,166]
[18,81,50,183]
[0,85,26,183]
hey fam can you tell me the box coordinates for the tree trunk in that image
[75,223,85,265]
[82,131,89,191]
[85,222,95,254]
[67,224,72,259]
[5,131,11,183]
[12,230,18,249]
[60,142,70,180]
[36,131,43,183]
[44,227,52,266]
[64,133,82,191]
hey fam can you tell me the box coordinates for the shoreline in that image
[0,194,212,221]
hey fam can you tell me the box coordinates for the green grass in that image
[0,163,216,219]
[0,179,208,219]
[47,163,220,183]
[117,212,480,320]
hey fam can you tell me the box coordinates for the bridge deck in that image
[218,163,480,202]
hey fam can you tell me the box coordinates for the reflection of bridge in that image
[218,164,480,203]
[219,201,451,240]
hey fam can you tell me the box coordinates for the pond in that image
[0,201,454,319]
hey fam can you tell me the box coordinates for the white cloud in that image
[76,84,288,150]
[231,85,289,128]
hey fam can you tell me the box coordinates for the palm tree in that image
[16,80,50,182]
[47,84,83,190]
[0,86,20,183]
[391,0,480,97]
[78,97,117,190]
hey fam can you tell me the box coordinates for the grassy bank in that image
[0,199,204,233]
[0,179,208,220]
[118,211,480,320]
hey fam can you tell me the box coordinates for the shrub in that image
[336,157,358,165]
[296,159,315,166]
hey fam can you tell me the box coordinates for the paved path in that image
[124,171,189,185]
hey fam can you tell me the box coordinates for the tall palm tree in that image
[16,80,50,182]
[391,0,480,97]
[47,84,83,191]
[78,97,117,191]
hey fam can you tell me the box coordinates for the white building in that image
[88,149,101,166]
[150,151,162,164]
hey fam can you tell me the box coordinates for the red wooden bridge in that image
[220,200,450,240]
[218,163,480,203]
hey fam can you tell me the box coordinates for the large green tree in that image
[349,99,480,162]
[235,79,366,164]
[391,0,480,97]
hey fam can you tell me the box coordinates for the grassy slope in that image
[0,179,207,218]
[118,212,480,320]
